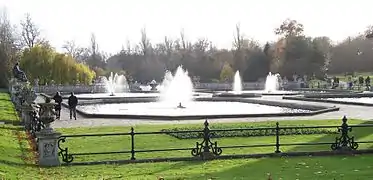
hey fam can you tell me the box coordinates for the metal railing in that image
[57,116,373,164]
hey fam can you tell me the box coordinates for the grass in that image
[0,120,373,180]
[56,119,373,161]
[1,91,373,179]
[46,119,373,179]
[0,92,19,123]
[0,124,42,180]
[0,92,41,179]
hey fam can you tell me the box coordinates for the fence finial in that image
[342,116,347,123]
[204,119,209,127]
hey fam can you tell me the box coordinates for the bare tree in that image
[139,27,151,56]
[193,38,210,52]
[126,39,132,54]
[90,33,98,55]
[164,36,173,55]
[62,40,86,60]
[20,13,42,49]
[180,29,187,50]
[233,23,244,51]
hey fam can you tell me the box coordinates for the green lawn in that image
[0,92,19,123]
[1,92,373,179]
[0,92,41,179]
[47,119,373,179]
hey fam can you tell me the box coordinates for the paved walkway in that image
[49,95,373,128]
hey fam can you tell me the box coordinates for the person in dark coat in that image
[52,92,63,119]
[68,92,78,120]
[365,76,371,90]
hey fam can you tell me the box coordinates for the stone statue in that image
[149,80,158,91]
[177,102,186,109]
[13,62,28,82]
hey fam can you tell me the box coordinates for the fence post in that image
[331,116,359,150]
[203,120,211,153]
[130,127,136,160]
[275,122,281,153]
[191,120,222,159]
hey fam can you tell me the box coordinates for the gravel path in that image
[49,95,373,128]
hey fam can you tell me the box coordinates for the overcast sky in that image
[0,0,371,53]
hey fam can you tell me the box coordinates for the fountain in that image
[159,66,194,107]
[157,71,173,92]
[215,71,298,97]
[102,72,129,96]
[74,66,335,120]
[264,72,281,93]
[233,71,242,94]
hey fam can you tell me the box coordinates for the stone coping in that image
[283,95,373,107]
[303,92,373,99]
[67,96,339,120]
[292,88,360,93]
[213,92,300,97]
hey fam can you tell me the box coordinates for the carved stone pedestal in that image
[21,105,34,129]
[36,128,61,167]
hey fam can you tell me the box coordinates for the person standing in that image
[52,92,63,119]
[365,76,371,90]
[68,92,78,120]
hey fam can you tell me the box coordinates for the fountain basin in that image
[73,97,339,120]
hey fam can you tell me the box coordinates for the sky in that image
[0,0,372,54]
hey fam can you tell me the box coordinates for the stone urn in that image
[24,88,37,105]
[38,102,57,129]
[149,80,158,91]
[20,84,37,105]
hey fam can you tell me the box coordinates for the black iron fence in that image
[57,116,373,165]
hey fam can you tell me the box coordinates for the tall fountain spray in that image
[159,66,194,107]
[233,71,242,94]
[264,72,281,92]
[157,71,173,92]
[103,72,129,96]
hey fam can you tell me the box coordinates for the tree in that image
[233,23,244,51]
[0,9,20,87]
[62,40,87,61]
[20,44,95,85]
[20,45,54,84]
[232,24,246,74]
[139,27,151,57]
[85,33,106,70]
[365,25,373,39]
[20,13,42,49]
[274,19,304,38]
[220,62,234,82]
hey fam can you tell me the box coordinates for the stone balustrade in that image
[9,78,61,167]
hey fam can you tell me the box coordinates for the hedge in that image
[161,124,338,139]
